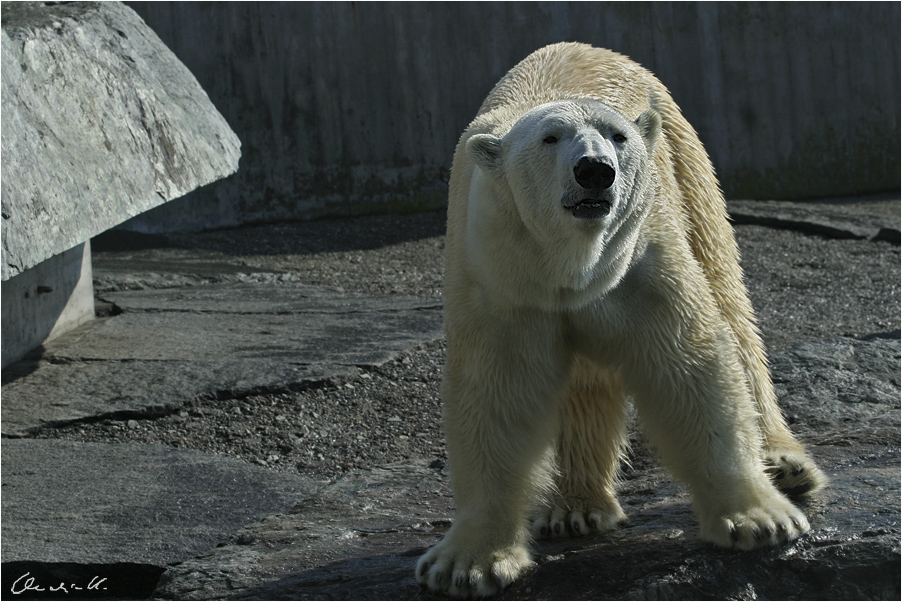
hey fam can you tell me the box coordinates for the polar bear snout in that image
[574,156,616,190]
[565,156,615,219]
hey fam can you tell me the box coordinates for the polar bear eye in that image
[542,135,558,145]
[613,133,627,144]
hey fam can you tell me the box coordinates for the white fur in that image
[417,42,825,598]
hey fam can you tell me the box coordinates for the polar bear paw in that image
[532,497,626,538]
[416,537,533,597]
[764,450,827,497]
[700,495,810,551]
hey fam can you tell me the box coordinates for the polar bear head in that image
[463,99,662,305]
[468,99,661,229]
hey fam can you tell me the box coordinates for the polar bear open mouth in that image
[565,198,612,220]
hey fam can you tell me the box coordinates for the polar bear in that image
[416,42,826,597]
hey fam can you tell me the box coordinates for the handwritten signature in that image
[10,572,108,595]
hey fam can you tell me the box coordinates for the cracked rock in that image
[0,283,443,437]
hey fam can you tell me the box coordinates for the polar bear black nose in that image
[574,157,616,190]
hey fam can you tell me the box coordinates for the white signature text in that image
[10,572,108,595]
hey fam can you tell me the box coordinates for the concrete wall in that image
[1,243,93,368]
[125,1,901,233]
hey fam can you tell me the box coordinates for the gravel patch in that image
[169,211,447,300]
[36,340,447,483]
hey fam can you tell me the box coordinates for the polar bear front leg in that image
[622,322,811,550]
[416,389,557,597]
[417,314,566,597]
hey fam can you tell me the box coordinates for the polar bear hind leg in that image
[533,359,629,538]
[761,426,828,497]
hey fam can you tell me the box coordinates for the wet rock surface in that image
[1,440,323,566]
[730,195,901,245]
[1,198,899,600]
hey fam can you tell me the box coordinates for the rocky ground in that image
[35,339,449,483]
[6,199,900,600]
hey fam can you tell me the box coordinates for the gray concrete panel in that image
[125,2,899,232]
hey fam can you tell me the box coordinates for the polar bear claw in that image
[416,537,533,597]
[703,498,810,550]
[533,498,625,538]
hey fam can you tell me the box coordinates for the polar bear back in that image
[476,43,657,124]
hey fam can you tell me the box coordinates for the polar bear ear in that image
[467,134,503,173]
[636,108,662,153]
